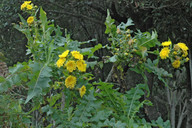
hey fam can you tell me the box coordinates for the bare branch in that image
[177,100,187,128]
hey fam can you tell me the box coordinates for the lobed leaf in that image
[25,62,52,103]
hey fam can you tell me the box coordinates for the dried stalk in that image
[177,100,187,128]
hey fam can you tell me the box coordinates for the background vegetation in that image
[0,0,192,128]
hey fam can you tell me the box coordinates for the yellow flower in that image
[177,43,188,51]
[76,60,86,72]
[24,1,32,4]
[21,3,27,10]
[185,57,189,62]
[159,47,170,59]
[182,50,188,57]
[172,60,180,68]
[65,61,76,72]
[173,51,177,55]
[71,51,83,60]
[59,50,69,58]
[27,16,34,25]
[174,44,180,51]
[162,41,171,47]
[79,85,86,97]
[65,75,76,89]
[26,4,33,10]
[56,58,66,68]
[21,1,32,10]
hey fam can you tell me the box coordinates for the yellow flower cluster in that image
[160,40,189,69]
[172,42,189,68]
[20,1,37,25]
[56,50,86,72]
[21,1,33,10]
[56,50,87,97]
[159,41,171,59]
[65,75,87,97]
[159,40,189,69]
[56,50,69,68]
[173,43,189,57]
[65,59,87,72]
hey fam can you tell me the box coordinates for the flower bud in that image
[173,51,177,55]
[128,39,133,45]
[185,57,189,62]
[116,28,121,34]
[174,44,180,51]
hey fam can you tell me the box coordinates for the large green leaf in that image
[108,55,117,62]
[81,43,102,59]
[40,7,47,27]
[118,18,134,30]
[145,59,172,86]
[135,30,160,50]
[18,14,28,26]
[25,62,52,103]
[105,10,116,35]
[94,81,124,113]
[71,90,103,126]
[125,84,152,119]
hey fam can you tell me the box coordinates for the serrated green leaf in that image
[81,43,102,59]
[105,9,116,35]
[91,110,112,122]
[118,18,134,30]
[135,30,160,50]
[25,62,52,103]
[86,61,97,69]
[40,7,47,26]
[108,55,117,62]
[91,43,102,54]
[145,59,172,86]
